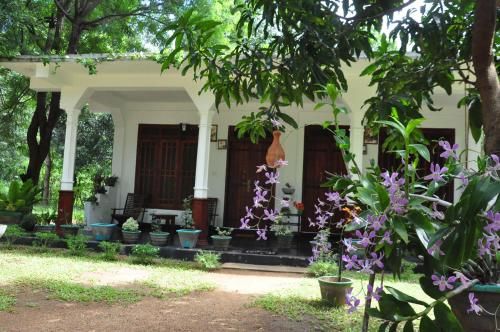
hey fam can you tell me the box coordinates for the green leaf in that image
[419,316,437,331]
[405,118,425,138]
[433,302,463,331]
[409,143,430,162]
[378,321,390,332]
[419,276,442,300]
[277,112,298,129]
[385,286,429,307]
[468,98,482,143]
[376,119,406,139]
[392,216,409,243]
[403,320,414,332]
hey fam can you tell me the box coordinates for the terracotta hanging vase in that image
[266,130,286,168]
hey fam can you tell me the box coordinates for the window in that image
[134,124,198,209]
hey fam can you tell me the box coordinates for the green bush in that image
[66,235,88,256]
[33,232,59,251]
[98,241,121,261]
[130,244,159,265]
[1,225,25,249]
[20,213,37,231]
[307,260,338,277]
[194,251,221,271]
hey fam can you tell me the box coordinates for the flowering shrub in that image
[241,84,499,331]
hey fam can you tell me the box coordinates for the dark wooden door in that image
[224,127,272,228]
[378,128,455,202]
[302,125,349,232]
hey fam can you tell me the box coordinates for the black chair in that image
[111,193,145,227]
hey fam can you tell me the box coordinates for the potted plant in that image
[20,213,37,232]
[294,201,304,215]
[0,179,40,225]
[34,209,57,233]
[211,227,233,250]
[270,218,294,250]
[177,195,201,249]
[282,182,295,195]
[104,175,118,187]
[121,217,141,244]
[149,221,169,246]
[90,223,116,241]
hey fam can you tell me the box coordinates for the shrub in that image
[130,244,159,265]
[307,260,338,277]
[98,241,121,261]
[20,213,37,231]
[1,225,25,249]
[122,218,139,232]
[33,232,59,251]
[194,251,221,271]
[66,235,88,256]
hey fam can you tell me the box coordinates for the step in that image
[221,262,307,274]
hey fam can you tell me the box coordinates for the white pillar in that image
[194,109,215,198]
[349,110,365,174]
[60,108,81,191]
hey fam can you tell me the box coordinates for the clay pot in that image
[266,130,286,168]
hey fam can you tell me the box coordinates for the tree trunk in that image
[42,152,52,205]
[472,0,500,155]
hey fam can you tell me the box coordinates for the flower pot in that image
[0,224,6,239]
[0,211,23,225]
[448,283,500,332]
[34,224,55,233]
[150,231,169,246]
[122,230,141,244]
[318,276,353,307]
[265,130,286,168]
[276,234,294,250]
[211,235,232,250]
[177,229,201,248]
[282,187,295,195]
[61,225,80,238]
[90,223,116,241]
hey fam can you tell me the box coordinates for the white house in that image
[0,54,480,244]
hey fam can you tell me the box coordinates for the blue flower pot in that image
[90,223,116,241]
[177,229,201,248]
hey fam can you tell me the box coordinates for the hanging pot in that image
[266,130,286,168]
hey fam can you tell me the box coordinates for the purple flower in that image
[263,209,279,222]
[366,284,383,302]
[370,252,384,269]
[280,199,290,208]
[427,240,445,256]
[240,217,250,229]
[245,206,254,219]
[484,210,500,233]
[342,238,357,253]
[355,230,375,247]
[358,259,374,274]
[274,159,288,167]
[390,191,408,215]
[256,164,267,173]
[264,171,280,184]
[345,290,361,313]
[270,118,281,128]
[467,293,482,315]
[487,154,500,174]
[381,231,393,245]
[325,191,342,208]
[431,274,456,292]
[424,163,448,182]
[342,255,359,270]
[368,214,387,232]
[430,202,445,221]
[477,238,492,257]
[256,227,267,241]
[439,140,459,160]
[457,172,469,186]
[381,171,405,189]
[453,271,471,286]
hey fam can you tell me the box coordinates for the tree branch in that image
[83,6,149,27]
[53,0,74,23]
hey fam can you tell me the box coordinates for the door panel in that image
[224,127,272,228]
[302,125,349,232]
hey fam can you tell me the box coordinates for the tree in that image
[162,0,499,154]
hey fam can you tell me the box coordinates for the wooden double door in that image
[223,125,348,232]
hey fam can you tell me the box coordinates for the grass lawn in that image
[252,266,432,331]
[0,246,214,309]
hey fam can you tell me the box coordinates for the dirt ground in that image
[0,270,318,332]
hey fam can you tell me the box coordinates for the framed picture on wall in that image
[217,139,227,150]
[211,124,218,142]
[363,128,378,144]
